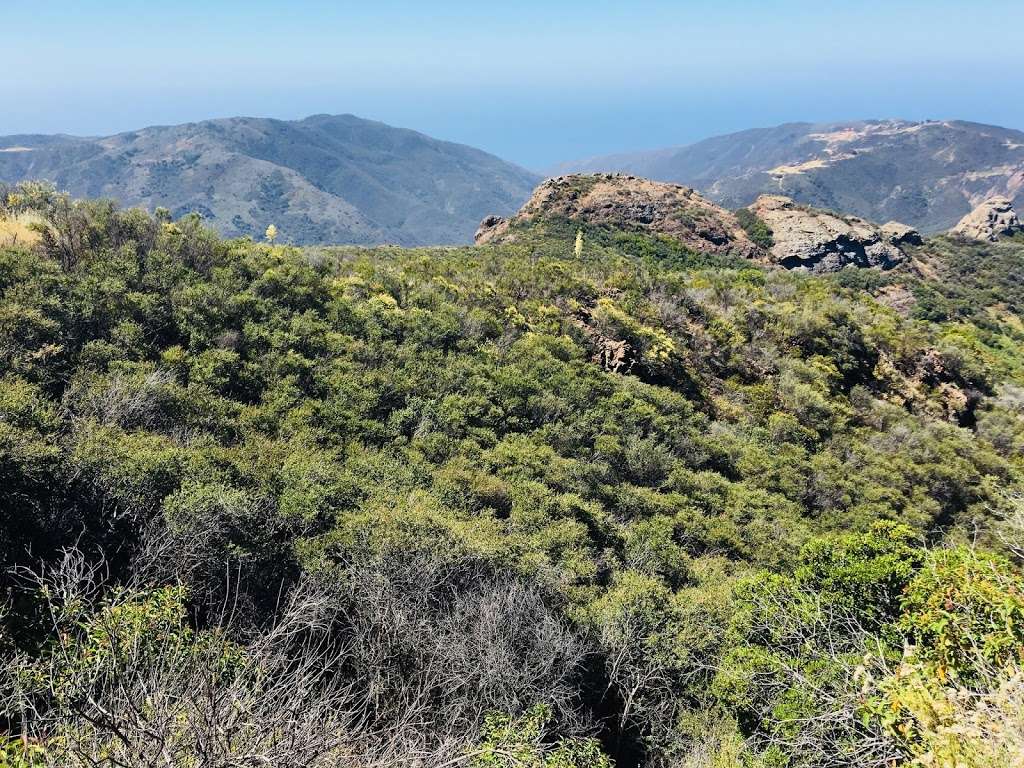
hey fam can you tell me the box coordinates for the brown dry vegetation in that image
[0,212,42,247]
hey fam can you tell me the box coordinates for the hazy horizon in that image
[4,0,1023,169]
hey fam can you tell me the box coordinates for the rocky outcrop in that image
[874,347,981,425]
[950,196,1023,241]
[881,221,924,247]
[477,177,920,274]
[474,215,509,243]
[475,174,764,258]
[749,195,911,273]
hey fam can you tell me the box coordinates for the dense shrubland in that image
[1,183,1023,766]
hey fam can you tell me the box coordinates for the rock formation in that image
[478,176,921,274]
[881,221,924,247]
[475,174,763,258]
[749,195,911,273]
[475,215,509,243]
[950,197,1023,242]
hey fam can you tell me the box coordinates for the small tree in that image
[265,224,278,244]
[574,228,584,259]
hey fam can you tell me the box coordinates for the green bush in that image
[735,208,775,249]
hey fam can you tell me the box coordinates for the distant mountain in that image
[552,120,1024,233]
[0,114,540,246]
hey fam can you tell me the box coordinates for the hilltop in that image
[475,174,762,257]
[477,173,929,274]
[0,114,540,246]
[553,119,1024,233]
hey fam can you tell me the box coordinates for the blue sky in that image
[4,1,1022,169]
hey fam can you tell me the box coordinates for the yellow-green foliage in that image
[472,704,611,768]
[591,297,676,365]
[872,659,1024,768]
[849,549,1024,768]
[898,549,1024,680]
[0,738,47,768]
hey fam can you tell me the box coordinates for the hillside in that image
[2,185,1023,767]
[0,114,540,246]
[553,119,1024,233]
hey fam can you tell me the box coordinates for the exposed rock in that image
[950,196,1023,241]
[874,349,977,425]
[568,308,638,374]
[475,215,509,243]
[475,174,764,258]
[477,177,918,275]
[881,221,924,247]
[595,337,634,374]
[749,195,910,273]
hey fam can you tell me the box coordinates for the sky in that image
[3,0,1022,170]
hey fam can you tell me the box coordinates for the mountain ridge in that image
[552,119,1024,233]
[0,114,541,246]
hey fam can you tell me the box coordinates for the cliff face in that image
[750,195,916,273]
[475,174,764,258]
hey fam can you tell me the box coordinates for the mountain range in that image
[553,120,1024,233]
[0,114,540,246]
[3,116,1024,244]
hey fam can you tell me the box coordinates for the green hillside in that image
[1,184,1023,767]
